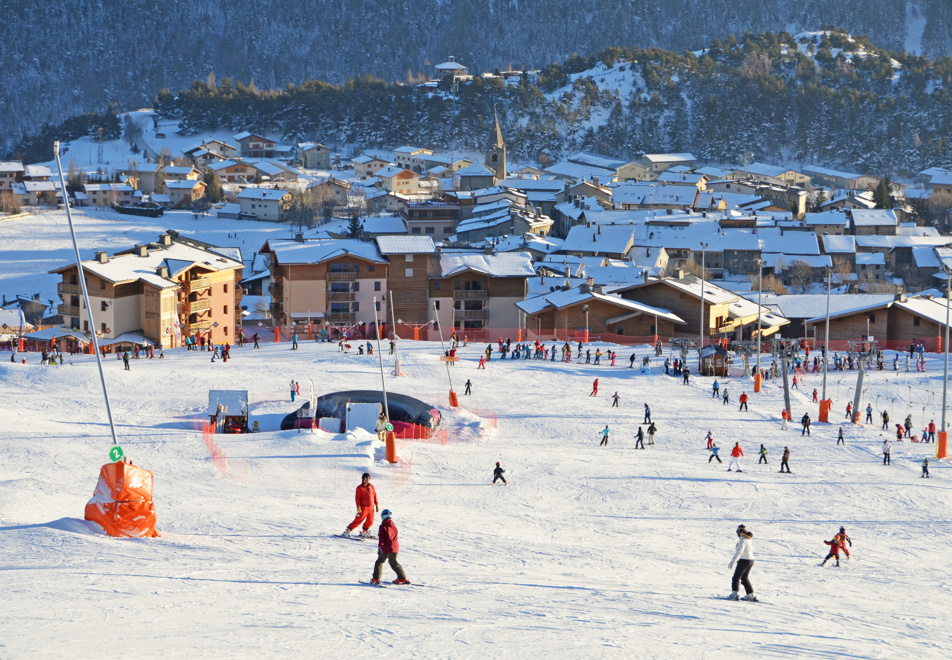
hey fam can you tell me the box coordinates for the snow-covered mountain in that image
[3,0,952,152]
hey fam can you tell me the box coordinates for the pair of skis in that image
[359,580,424,588]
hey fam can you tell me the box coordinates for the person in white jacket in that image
[727,524,757,601]
[375,412,389,443]
[882,439,891,465]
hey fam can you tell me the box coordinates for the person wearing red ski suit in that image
[373,515,408,582]
[347,475,379,533]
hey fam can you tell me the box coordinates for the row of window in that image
[328,282,382,291]
[329,301,381,312]
[410,226,453,234]
[329,263,376,272]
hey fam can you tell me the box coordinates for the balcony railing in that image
[235,287,243,302]
[269,282,283,295]
[327,291,356,301]
[326,312,356,324]
[57,282,81,295]
[455,309,488,320]
[453,289,488,299]
[187,320,212,331]
[58,304,79,317]
[188,299,211,313]
[327,272,357,281]
[186,277,211,291]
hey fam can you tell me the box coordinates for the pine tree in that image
[348,209,362,239]
[202,168,223,203]
[873,176,892,209]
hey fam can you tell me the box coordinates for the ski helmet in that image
[496,462,500,466]
[839,526,845,533]
[381,509,392,520]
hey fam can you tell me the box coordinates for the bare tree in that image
[832,256,853,287]
[747,271,788,295]
[788,259,815,293]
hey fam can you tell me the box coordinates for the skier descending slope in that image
[727,442,744,472]
[727,524,757,601]
[371,510,410,585]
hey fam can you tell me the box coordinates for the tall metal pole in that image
[433,301,455,393]
[372,297,390,423]
[53,141,119,447]
[942,270,950,433]
[756,258,762,375]
[699,242,708,369]
[822,267,831,401]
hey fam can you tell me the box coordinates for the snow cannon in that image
[84,461,160,538]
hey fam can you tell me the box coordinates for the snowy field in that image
[2,333,952,658]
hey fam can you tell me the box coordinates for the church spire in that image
[486,108,507,180]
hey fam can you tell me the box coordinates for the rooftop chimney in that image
[96,251,108,264]
[587,277,595,287]
[676,268,685,279]
[156,266,170,278]
[484,245,494,255]
[294,232,305,242]
[160,233,172,246]
[137,245,148,257]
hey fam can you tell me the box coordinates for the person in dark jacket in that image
[493,462,507,485]
[779,446,791,473]
[635,426,645,449]
[372,509,409,585]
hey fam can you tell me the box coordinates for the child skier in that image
[493,462,507,485]
[727,524,757,601]
[371,509,409,585]
[834,526,852,558]
[611,391,620,408]
[821,536,845,567]
[599,425,611,446]
[705,430,714,449]
[709,443,722,464]
[923,457,930,478]
[758,444,768,464]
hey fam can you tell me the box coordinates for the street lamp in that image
[940,267,951,456]
[755,257,763,377]
[822,266,832,402]
[372,297,396,463]
[698,242,708,369]
[432,301,458,407]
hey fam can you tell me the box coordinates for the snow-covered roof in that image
[0,161,24,173]
[457,162,496,177]
[658,172,705,185]
[930,172,952,186]
[516,286,685,324]
[164,179,204,190]
[693,166,733,179]
[744,163,788,178]
[361,215,407,235]
[856,253,886,266]
[438,253,535,278]
[764,253,832,270]
[268,239,386,265]
[208,159,245,171]
[757,228,820,256]
[802,165,864,180]
[353,155,392,165]
[822,235,857,253]
[804,211,849,227]
[851,209,898,227]
[237,187,289,201]
[375,235,437,255]
[23,327,90,343]
[394,146,431,154]
[642,153,696,164]
[23,165,51,178]
[561,224,634,255]
[751,294,893,320]
[912,246,942,269]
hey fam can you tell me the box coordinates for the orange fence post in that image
[753,373,762,393]
[274,326,281,343]
[413,327,420,341]
[386,431,397,463]
[307,323,312,341]
[517,328,522,342]
[938,431,948,460]
[449,390,459,408]
[937,335,942,353]
[819,399,832,423]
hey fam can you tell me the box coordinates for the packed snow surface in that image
[2,211,952,657]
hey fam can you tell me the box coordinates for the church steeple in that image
[485,109,507,181]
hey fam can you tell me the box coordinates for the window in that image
[101,322,107,334]
[83,321,88,332]
[374,281,381,291]
[100,279,106,290]
[368,264,374,272]
[375,301,381,311]
[914,317,921,327]
[224,284,229,293]
[433,281,440,290]
[406,255,414,262]
[425,227,435,234]
[352,302,359,312]
[869,314,876,324]
[224,305,229,315]
[411,227,421,234]
[352,282,359,292]
[443,227,453,234]
[434,301,440,310]
[353,263,359,272]
[405,268,414,277]
[101,301,108,312]
[224,326,228,336]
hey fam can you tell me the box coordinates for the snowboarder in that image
[728,442,744,472]
[343,473,380,538]
[739,392,749,412]
[709,443,722,464]
[801,412,811,436]
[635,426,645,449]
[922,457,930,478]
[780,447,791,473]
[590,379,599,396]
[883,439,891,465]
[599,425,611,446]
[643,403,651,424]
[611,391,620,408]
[758,444,768,464]
[493,462,507,485]
[727,524,757,601]
[464,379,472,395]
[821,536,845,567]
[370,509,409,585]
[647,422,657,445]
[837,428,845,445]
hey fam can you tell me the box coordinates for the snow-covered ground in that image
[2,330,952,657]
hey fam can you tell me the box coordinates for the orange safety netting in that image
[84,462,160,538]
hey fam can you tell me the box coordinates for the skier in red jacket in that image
[821,536,846,567]
[727,442,744,472]
[833,526,852,559]
[342,473,379,538]
[371,509,409,585]
[590,378,599,396]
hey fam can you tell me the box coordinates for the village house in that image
[208,159,256,183]
[50,231,244,349]
[402,201,460,238]
[120,162,162,195]
[802,165,879,191]
[375,235,438,325]
[234,132,277,159]
[0,161,24,191]
[237,187,291,222]
[84,183,137,208]
[297,143,332,169]
[376,166,419,196]
[261,237,389,329]
[429,251,535,333]
[637,153,697,174]
[164,179,206,208]
[804,294,952,345]
[394,146,434,171]
[353,155,394,179]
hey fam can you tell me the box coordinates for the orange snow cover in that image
[84,462,160,538]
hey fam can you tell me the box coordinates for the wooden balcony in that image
[186,277,211,291]
[327,272,357,282]
[326,312,356,324]
[327,291,356,301]
[58,304,79,317]
[188,299,211,313]
[187,320,212,331]
[235,287,243,302]
[453,289,488,300]
[57,282,81,295]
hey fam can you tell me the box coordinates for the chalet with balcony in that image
[234,132,277,159]
[237,187,291,222]
[429,251,535,332]
[375,235,438,325]
[0,161,24,191]
[261,237,389,329]
[50,231,244,348]
[402,201,460,238]
[353,155,394,179]
[208,159,256,183]
[165,179,206,208]
[376,166,419,196]
[298,143,332,169]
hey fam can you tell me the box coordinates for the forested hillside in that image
[3,0,952,153]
